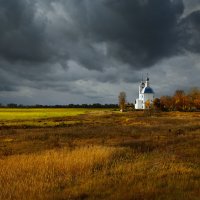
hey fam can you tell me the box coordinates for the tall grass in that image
[1,146,199,200]
[0,146,117,200]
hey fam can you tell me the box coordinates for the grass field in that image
[0,108,112,127]
[0,109,200,200]
[0,108,99,120]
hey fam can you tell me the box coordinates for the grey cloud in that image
[0,0,200,104]
[0,85,17,92]
[79,0,185,67]
[0,0,199,67]
[179,10,200,53]
[183,0,200,16]
[41,0,199,68]
[0,0,50,63]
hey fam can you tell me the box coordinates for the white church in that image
[135,76,155,109]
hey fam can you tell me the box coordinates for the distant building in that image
[135,76,155,109]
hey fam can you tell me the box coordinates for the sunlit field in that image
[0,108,112,127]
[0,109,200,200]
[0,108,94,120]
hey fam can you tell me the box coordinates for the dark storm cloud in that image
[179,10,200,53]
[0,0,200,104]
[66,0,186,66]
[0,0,198,68]
[86,0,184,66]
[1,0,195,68]
[0,0,51,63]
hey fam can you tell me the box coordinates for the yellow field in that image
[0,109,200,200]
[0,108,97,120]
[0,108,111,127]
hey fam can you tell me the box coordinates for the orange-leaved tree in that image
[153,98,161,110]
[160,96,174,111]
[173,90,186,111]
[188,88,200,110]
[145,100,151,109]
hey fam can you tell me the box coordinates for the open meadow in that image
[0,108,200,200]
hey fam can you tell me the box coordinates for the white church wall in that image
[143,93,154,104]
[143,94,154,109]
[135,99,143,109]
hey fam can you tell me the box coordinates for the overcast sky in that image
[0,0,200,105]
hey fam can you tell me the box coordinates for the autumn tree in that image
[173,90,187,111]
[145,100,151,109]
[160,96,173,111]
[118,91,126,112]
[153,98,161,110]
[194,99,200,110]
[156,88,200,112]
[188,88,200,110]
[188,88,200,100]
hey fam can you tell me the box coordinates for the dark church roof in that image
[142,87,154,94]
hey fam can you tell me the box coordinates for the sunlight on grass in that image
[0,108,112,127]
[0,108,87,121]
[0,146,117,200]
[0,146,199,200]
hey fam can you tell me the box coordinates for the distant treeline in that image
[0,103,118,109]
[1,88,199,111]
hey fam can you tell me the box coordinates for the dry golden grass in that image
[0,146,118,200]
[1,146,199,200]
[0,110,200,199]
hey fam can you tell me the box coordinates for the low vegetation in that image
[0,109,200,200]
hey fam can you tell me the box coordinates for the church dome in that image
[142,87,154,94]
